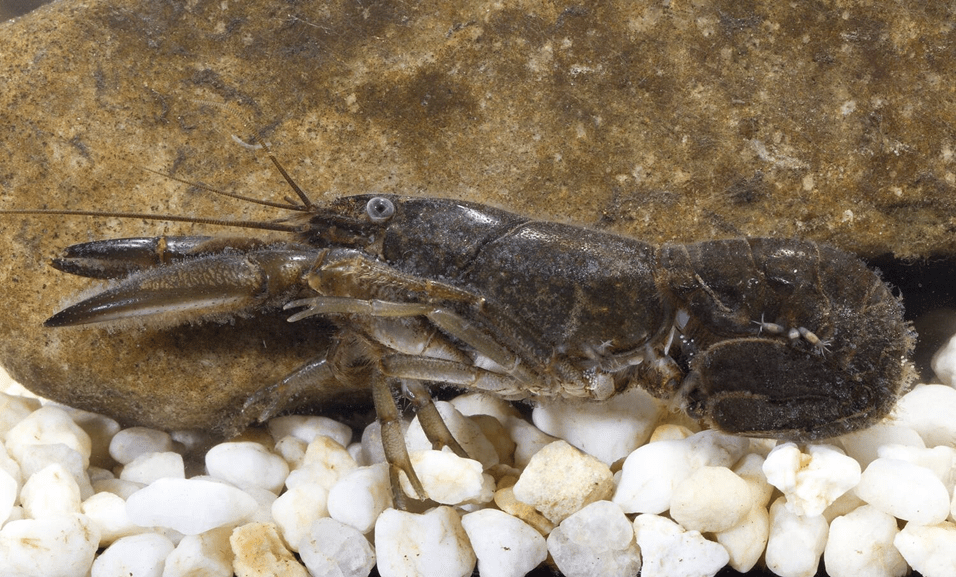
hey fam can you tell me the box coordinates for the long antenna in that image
[194,99,316,210]
[0,208,305,233]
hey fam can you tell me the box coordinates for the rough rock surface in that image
[1,0,955,430]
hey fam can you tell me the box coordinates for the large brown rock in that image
[1,0,953,432]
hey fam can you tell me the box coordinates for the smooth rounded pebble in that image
[327,463,392,533]
[404,449,494,505]
[506,416,559,468]
[271,483,330,551]
[765,497,828,577]
[547,500,640,577]
[81,491,144,545]
[0,467,16,524]
[375,506,476,577]
[855,458,950,524]
[714,504,769,573]
[612,430,748,515]
[120,451,185,484]
[20,462,81,518]
[763,443,860,517]
[0,392,41,441]
[230,522,308,577]
[877,444,956,493]
[298,517,376,577]
[205,441,290,494]
[462,509,547,577]
[268,415,353,448]
[108,427,174,465]
[839,423,925,468]
[893,520,956,577]
[291,436,359,492]
[670,466,752,533]
[532,387,661,465]
[893,384,956,447]
[512,440,614,523]
[449,391,522,424]
[824,505,906,577]
[405,401,500,469]
[91,532,175,577]
[126,478,258,535]
[0,513,100,577]
[613,439,695,514]
[633,513,729,577]
[732,453,774,508]
[5,406,92,468]
[162,527,233,577]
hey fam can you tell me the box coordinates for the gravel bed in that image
[1,349,955,577]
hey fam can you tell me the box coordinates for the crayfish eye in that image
[366,197,395,223]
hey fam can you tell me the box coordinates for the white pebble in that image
[765,497,828,577]
[763,443,860,516]
[17,443,94,500]
[405,401,500,469]
[404,449,494,505]
[612,439,693,514]
[94,477,146,500]
[877,444,956,493]
[512,440,614,523]
[162,527,233,577]
[613,430,748,515]
[0,513,100,577]
[670,466,752,533]
[450,391,521,423]
[268,415,352,447]
[462,509,547,577]
[893,520,956,577]
[931,333,956,385]
[81,491,144,545]
[109,427,173,465]
[0,392,41,441]
[0,468,16,524]
[274,436,308,469]
[328,463,392,534]
[298,517,376,577]
[855,458,950,524]
[205,441,289,494]
[230,522,308,577]
[5,406,92,468]
[91,532,174,577]
[290,435,358,492]
[242,485,280,524]
[505,416,559,468]
[271,483,329,551]
[893,384,956,447]
[20,463,81,518]
[824,505,906,577]
[126,478,257,535]
[714,504,769,573]
[120,451,185,484]
[375,506,475,577]
[547,500,640,577]
[532,387,661,465]
[633,513,729,577]
[839,423,925,467]
[732,453,774,508]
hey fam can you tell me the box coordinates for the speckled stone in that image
[1,0,954,432]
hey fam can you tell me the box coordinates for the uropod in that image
[1,137,916,505]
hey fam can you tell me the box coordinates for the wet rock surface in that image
[1,0,955,432]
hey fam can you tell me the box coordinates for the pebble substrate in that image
[1,359,956,577]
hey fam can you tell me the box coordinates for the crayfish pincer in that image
[11,188,915,504]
